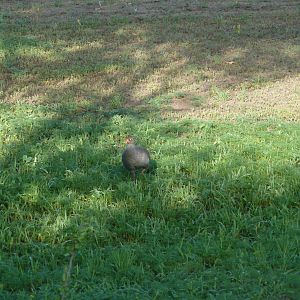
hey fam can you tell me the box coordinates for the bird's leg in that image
[141,167,148,176]
[130,169,136,180]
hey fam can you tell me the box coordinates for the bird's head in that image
[125,136,135,145]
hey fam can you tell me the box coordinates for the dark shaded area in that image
[0,102,299,298]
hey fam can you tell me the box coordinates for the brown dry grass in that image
[1,0,300,120]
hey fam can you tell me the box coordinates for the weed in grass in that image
[236,83,248,102]
[211,54,223,65]
[173,91,186,99]
[110,93,125,109]
[211,86,230,102]
[249,75,269,89]
[148,93,173,109]
[54,0,63,8]
[191,95,206,107]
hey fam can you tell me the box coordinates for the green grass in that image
[0,105,299,299]
[1,0,300,298]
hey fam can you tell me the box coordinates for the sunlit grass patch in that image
[0,103,300,298]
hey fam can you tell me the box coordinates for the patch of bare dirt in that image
[163,75,300,121]
[171,97,192,111]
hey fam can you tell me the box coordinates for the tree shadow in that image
[2,0,299,111]
[1,104,299,298]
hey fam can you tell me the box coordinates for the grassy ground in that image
[1,0,300,299]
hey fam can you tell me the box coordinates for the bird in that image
[122,136,150,180]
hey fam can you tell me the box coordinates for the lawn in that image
[0,0,300,299]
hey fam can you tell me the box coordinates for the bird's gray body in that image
[122,144,150,171]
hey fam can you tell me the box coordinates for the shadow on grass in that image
[0,102,299,298]
[2,1,300,109]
